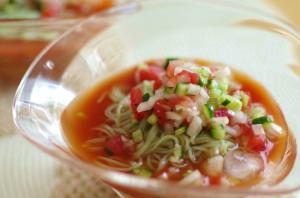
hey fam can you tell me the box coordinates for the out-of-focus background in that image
[0,0,299,197]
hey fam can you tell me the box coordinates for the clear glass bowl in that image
[13,0,300,197]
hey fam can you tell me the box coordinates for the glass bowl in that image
[13,0,300,197]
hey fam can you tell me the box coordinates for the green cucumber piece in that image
[175,126,187,136]
[132,167,152,177]
[219,95,242,111]
[175,83,189,96]
[203,104,214,119]
[132,129,143,142]
[147,114,158,125]
[211,123,225,140]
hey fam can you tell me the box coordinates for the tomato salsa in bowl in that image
[13,0,299,197]
[62,58,292,187]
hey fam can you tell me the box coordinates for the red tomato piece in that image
[153,99,171,125]
[105,135,125,156]
[247,135,267,152]
[138,66,165,89]
[166,60,184,77]
[214,108,234,118]
[239,123,254,137]
[210,176,221,186]
[130,88,148,120]
[175,70,199,84]
[42,0,63,17]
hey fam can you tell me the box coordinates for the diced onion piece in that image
[225,125,241,137]
[187,84,202,95]
[178,170,205,186]
[166,111,182,121]
[265,123,283,140]
[232,111,248,124]
[203,155,224,177]
[215,66,231,79]
[187,116,203,137]
[252,124,265,136]
[224,150,264,180]
[211,117,229,125]
[137,90,164,112]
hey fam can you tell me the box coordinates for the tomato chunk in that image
[105,135,125,156]
[248,135,267,152]
[175,70,199,84]
[138,66,165,89]
[153,99,171,125]
[214,108,234,118]
[130,88,148,120]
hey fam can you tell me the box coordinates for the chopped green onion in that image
[252,116,272,124]
[147,114,158,125]
[211,123,225,140]
[164,57,178,69]
[132,167,152,177]
[221,99,231,106]
[203,104,214,119]
[175,126,187,136]
[142,93,150,102]
[175,83,189,96]
[132,129,143,142]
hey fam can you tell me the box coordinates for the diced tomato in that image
[138,65,165,89]
[239,123,254,137]
[247,135,267,152]
[41,0,63,17]
[175,70,199,84]
[105,135,125,156]
[166,60,184,77]
[239,123,268,153]
[210,176,221,186]
[153,99,170,125]
[214,108,234,118]
[168,96,193,109]
[130,88,148,120]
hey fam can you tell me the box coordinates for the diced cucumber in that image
[211,123,225,140]
[164,57,178,69]
[208,79,219,90]
[142,80,154,95]
[147,114,158,125]
[240,91,249,107]
[248,106,266,119]
[219,95,242,111]
[194,67,211,86]
[252,116,272,125]
[132,167,152,177]
[142,93,150,102]
[163,87,174,94]
[175,126,187,136]
[203,104,214,119]
[175,83,189,96]
[217,78,229,92]
[132,129,143,142]
[210,88,222,98]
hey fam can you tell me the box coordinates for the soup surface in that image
[61,58,293,187]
